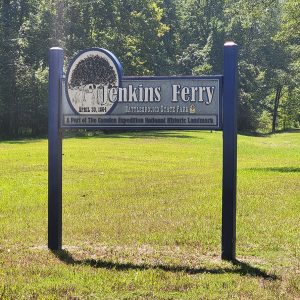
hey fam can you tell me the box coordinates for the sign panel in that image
[61,48,222,130]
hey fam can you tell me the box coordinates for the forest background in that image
[0,0,299,138]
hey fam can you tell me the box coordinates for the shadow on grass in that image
[52,249,278,280]
[239,129,300,138]
[0,138,44,144]
[247,167,300,173]
[64,130,203,140]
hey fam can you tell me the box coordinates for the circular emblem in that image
[66,48,122,115]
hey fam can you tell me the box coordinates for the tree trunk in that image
[272,86,282,133]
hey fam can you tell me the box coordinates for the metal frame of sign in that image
[48,43,238,261]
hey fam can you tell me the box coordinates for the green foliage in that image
[278,87,300,130]
[64,0,170,76]
[178,35,213,75]
[175,0,225,74]
[0,0,54,137]
[276,0,300,44]
[0,0,299,136]
[224,0,300,132]
[237,62,267,132]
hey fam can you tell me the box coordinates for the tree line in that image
[0,0,299,137]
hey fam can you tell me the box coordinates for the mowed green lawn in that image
[0,130,299,299]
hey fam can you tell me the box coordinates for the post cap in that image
[50,47,64,51]
[224,41,237,47]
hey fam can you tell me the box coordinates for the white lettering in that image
[172,85,180,102]
[109,87,118,103]
[205,87,215,105]
[154,87,161,102]
[128,85,138,102]
[190,87,198,102]
[198,87,205,102]
[181,87,190,102]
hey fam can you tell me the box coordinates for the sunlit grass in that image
[0,130,299,299]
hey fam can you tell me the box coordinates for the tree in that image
[274,0,300,131]
[224,0,297,132]
[0,0,299,137]
[175,0,225,75]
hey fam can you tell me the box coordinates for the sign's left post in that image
[48,47,64,250]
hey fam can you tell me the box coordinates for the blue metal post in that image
[222,42,238,261]
[48,47,64,250]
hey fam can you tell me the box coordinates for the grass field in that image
[0,130,299,299]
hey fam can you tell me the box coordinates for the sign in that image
[48,43,238,261]
[62,48,222,130]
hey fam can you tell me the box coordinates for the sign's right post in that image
[222,42,238,261]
